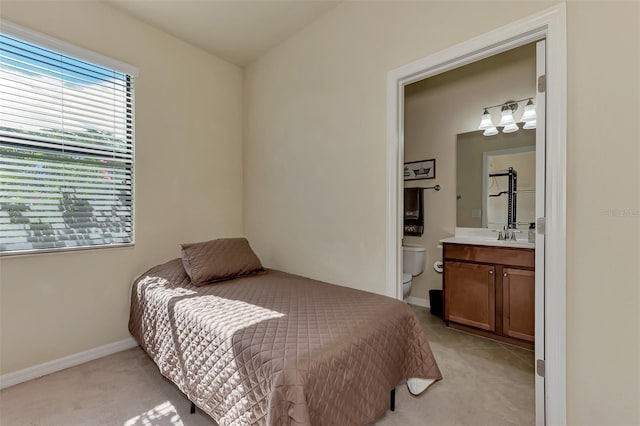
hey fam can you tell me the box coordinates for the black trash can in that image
[429,289,443,318]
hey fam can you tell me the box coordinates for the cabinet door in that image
[502,268,535,342]
[444,261,495,331]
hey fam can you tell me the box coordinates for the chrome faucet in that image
[500,225,521,241]
[495,225,521,241]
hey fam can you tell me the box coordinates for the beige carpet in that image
[0,306,534,426]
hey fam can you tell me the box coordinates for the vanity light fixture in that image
[483,127,499,136]
[478,108,499,136]
[477,98,536,136]
[503,122,519,133]
[498,103,517,127]
[521,98,537,122]
[521,98,537,129]
[478,109,495,130]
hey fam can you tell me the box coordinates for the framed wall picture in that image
[404,159,436,180]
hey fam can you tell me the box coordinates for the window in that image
[0,23,136,254]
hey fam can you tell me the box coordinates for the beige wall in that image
[244,1,547,293]
[404,44,536,298]
[566,2,640,424]
[0,1,244,374]
[244,1,639,425]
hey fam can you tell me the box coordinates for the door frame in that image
[385,4,566,425]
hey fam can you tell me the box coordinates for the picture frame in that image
[404,159,436,180]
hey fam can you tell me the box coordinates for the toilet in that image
[401,273,413,299]
[402,245,427,299]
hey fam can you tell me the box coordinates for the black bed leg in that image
[390,388,396,412]
[190,402,196,414]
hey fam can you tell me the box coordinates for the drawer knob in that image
[488,270,494,275]
[504,272,508,277]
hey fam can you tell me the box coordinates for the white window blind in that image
[0,28,135,254]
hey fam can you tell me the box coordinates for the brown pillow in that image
[180,238,263,286]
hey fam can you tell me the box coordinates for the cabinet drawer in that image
[444,243,534,269]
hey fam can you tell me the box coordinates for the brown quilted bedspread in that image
[129,258,441,426]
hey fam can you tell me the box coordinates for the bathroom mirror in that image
[456,129,536,230]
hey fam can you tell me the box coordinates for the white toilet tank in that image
[403,245,426,276]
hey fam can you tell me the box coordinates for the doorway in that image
[385,4,567,425]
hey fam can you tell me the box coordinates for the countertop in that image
[440,228,536,249]
[440,237,536,249]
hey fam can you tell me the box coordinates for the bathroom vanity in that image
[441,237,535,350]
[447,129,537,349]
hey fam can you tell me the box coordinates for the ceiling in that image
[104,0,340,67]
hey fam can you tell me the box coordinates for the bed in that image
[129,242,441,426]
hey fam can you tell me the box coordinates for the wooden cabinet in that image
[444,261,495,332]
[502,268,535,342]
[443,243,535,349]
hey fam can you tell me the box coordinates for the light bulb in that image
[498,109,516,127]
[478,110,494,130]
[483,126,499,136]
[503,122,519,133]
[521,101,536,122]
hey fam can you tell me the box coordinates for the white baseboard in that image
[406,295,430,309]
[0,337,138,390]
